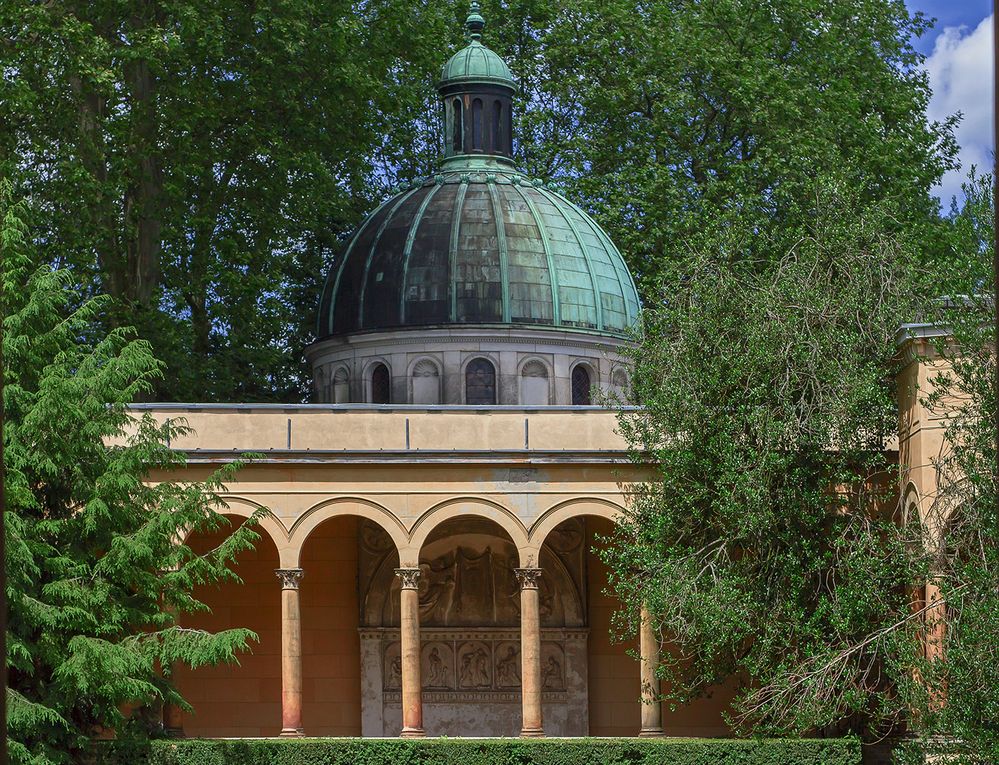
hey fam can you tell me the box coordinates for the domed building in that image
[131,4,951,746]
[144,4,754,743]
[308,5,638,406]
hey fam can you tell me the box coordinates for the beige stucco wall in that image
[896,327,962,544]
[148,344,947,740]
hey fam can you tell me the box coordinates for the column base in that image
[279,727,304,737]
[400,727,425,738]
[520,727,545,738]
[639,728,665,738]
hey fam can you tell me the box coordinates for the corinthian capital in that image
[394,567,422,590]
[515,567,543,590]
[275,568,304,590]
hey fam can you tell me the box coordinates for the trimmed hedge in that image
[100,737,861,765]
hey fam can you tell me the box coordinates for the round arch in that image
[405,497,530,566]
[528,498,625,553]
[180,496,291,566]
[569,360,598,406]
[289,497,408,566]
[408,356,443,405]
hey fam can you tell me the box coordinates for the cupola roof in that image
[439,4,516,90]
[315,3,640,342]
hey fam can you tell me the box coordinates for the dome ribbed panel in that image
[403,183,457,326]
[362,188,427,329]
[330,201,395,335]
[440,42,515,87]
[498,184,553,324]
[319,173,639,339]
[455,186,503,323]
[561,200,629,332]
[528,188,598,330]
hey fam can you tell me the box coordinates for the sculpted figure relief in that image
[541,643,565,691]
[384,643,402,691]
[422,643,453,689]
[458,642,492,689]
[496,643,521,688]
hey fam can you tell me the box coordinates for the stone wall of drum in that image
[307,328,631,405]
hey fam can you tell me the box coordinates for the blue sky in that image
[905,0,993,205]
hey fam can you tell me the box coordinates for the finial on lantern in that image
[466,2,485,41]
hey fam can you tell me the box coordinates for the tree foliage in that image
[0,0,464,401]
[896,172,999,764]
[2,184,263,764]
[606,179,934,740]
[1,0,957,402]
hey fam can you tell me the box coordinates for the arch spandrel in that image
[289,497,409,567]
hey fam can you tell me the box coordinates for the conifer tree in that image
[2,183,262,764]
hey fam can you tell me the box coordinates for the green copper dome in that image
[315,4,639,341]
[317,168,639,339]
[440,41,516,89]
[439,2,515,90]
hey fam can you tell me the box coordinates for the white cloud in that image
[924,15,994,206]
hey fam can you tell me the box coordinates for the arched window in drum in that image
[370,363,391,404]
[465,358,496,405]
[571,365,592,406]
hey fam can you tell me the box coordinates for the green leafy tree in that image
[894,172,999,764]
[504,0,957,285]
[0,0,460,402]
[1,0,958,402]
[605,179,932,740]
[2,185,263,764]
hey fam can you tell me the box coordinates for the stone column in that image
[395,568,425,738]
[925,577,946,663]
[516,567,544,737]
[275,568,304,737]
[924,576,948,708]
[639,603,664,737]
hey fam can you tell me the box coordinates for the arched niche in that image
[519,358,551,405]
[361,515,583,629]
[411,358,442,404]
[332,366,350,404]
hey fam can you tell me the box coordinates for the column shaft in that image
[925,577,948,708]
[516,568,544,737]
[639,603,664,736]
[396,568,425,737]
[276,568,304,737]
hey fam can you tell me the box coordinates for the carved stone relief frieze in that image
[494,641,521,688]
[359,517,588,629]
[383,641,402,691]
[541,641,566,691]
[422,642,454,690]
[456,641,492,689]
[363,628,589,737]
